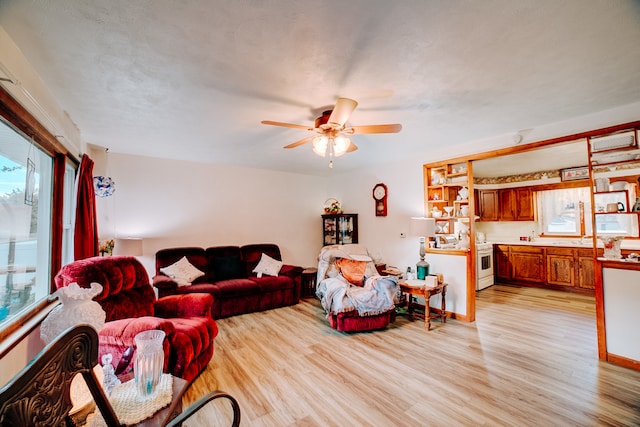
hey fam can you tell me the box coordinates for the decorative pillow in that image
[336,258,367,286]
[252,253,283,278]
[160,256,204,287]
[212,255,245,281]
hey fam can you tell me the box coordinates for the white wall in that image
[326,157,428,273]
[96,152,327,275]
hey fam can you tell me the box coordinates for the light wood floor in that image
[182,285,640,426]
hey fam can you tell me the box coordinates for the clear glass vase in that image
[134,329,165,398]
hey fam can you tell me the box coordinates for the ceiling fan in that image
[261,97,402,168]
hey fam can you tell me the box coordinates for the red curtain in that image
[74,154,98,260]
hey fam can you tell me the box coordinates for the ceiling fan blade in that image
[346,141,358,152]
[328,98,358,127]
[346,124,403,134]
[283,135,315,149]
[261,120,312,131]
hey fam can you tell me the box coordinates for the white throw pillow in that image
[252,253,283,278]
[160,256,205,287]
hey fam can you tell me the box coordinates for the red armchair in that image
[54,256,218,382]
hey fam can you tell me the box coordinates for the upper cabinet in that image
[476,187,533,222]
[498,187,534,221]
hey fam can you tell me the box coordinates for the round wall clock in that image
[372,183,388,216]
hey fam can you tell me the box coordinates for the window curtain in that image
[74,154,98,260]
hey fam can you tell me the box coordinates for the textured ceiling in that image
[1,0,640,176]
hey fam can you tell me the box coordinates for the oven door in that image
[476,248,494,290]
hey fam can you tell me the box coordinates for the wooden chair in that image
[0,324,240,427]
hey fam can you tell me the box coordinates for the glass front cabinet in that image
[322,214,358,246]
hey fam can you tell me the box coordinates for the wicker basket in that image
[323,198,342,214]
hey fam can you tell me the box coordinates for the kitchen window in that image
[537,187,592,236]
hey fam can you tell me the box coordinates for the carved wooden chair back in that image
[0,324,122,426]
[0,324,241,427]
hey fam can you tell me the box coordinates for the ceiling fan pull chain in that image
[328,139,335,168]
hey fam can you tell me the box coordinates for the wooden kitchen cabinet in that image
[499,187,534,221]
[494,244,595,293]
[478,190,499,221]
[547,247,575,287]
[510,245,545,283]
[577,248,595,289]
[495,244,511,280]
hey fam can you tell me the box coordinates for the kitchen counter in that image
[488,239,640,251]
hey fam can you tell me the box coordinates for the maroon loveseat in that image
[153,244,303,319]
[54,256,218,382]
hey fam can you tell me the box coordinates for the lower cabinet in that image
[576,249,595,289]
[494,244,595,292]
[547,247,575,287]
[510,246,545,284]
[495,244,511,280]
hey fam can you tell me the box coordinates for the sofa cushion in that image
[249,275,294,293]
[155,248,210,283]
[241,244,282,276]
[160,256,205,286]
[213,278,260,298]
[211,255,245,280]
[252,252,283,277]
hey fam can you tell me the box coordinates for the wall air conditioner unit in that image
[590,130,637,153]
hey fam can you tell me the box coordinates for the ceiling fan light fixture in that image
[312,136,328,157]
[333,136,350,157]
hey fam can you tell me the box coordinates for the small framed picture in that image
[560,166,589,182]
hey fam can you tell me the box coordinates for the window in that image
[537,187,592,236]
[62,162,76,266]
[0,120,53,325]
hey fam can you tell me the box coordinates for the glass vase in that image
[134,329,165,398]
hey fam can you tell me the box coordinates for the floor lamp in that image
[411,217,436,280]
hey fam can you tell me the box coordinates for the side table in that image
[399,280,447,331]
[301,267,318,298]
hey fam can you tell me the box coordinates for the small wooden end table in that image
[301,267,318,298]
[399,280,447,331]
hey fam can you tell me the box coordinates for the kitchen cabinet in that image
[494,244,511,280]
[322,214,358,246]
[478,190,499,221]
[547,247,575,287]
[477,187,533,221]
[510,245,545,284]
[499,188,534,221]
[577,248,595,289]
[494,243,596,292]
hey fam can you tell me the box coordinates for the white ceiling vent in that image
[590,130,637,153]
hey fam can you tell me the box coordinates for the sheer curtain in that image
[537,187,592,236]
[74,154,98,260]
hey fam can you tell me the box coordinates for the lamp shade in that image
[113,238,143,256]
[411,217,436,237]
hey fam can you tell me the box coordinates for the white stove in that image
[475,242,494,290]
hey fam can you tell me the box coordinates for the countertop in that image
[487,239,640,251]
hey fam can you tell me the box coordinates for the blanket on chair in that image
[316,275,398,317]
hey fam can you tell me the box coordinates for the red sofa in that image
[153,244,303,319]
[54,256,218,382]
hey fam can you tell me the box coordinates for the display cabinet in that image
[322,214,358,246]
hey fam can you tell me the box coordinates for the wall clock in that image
[372,183,388,216]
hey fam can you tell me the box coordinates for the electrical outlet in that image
[400,232,406,238]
